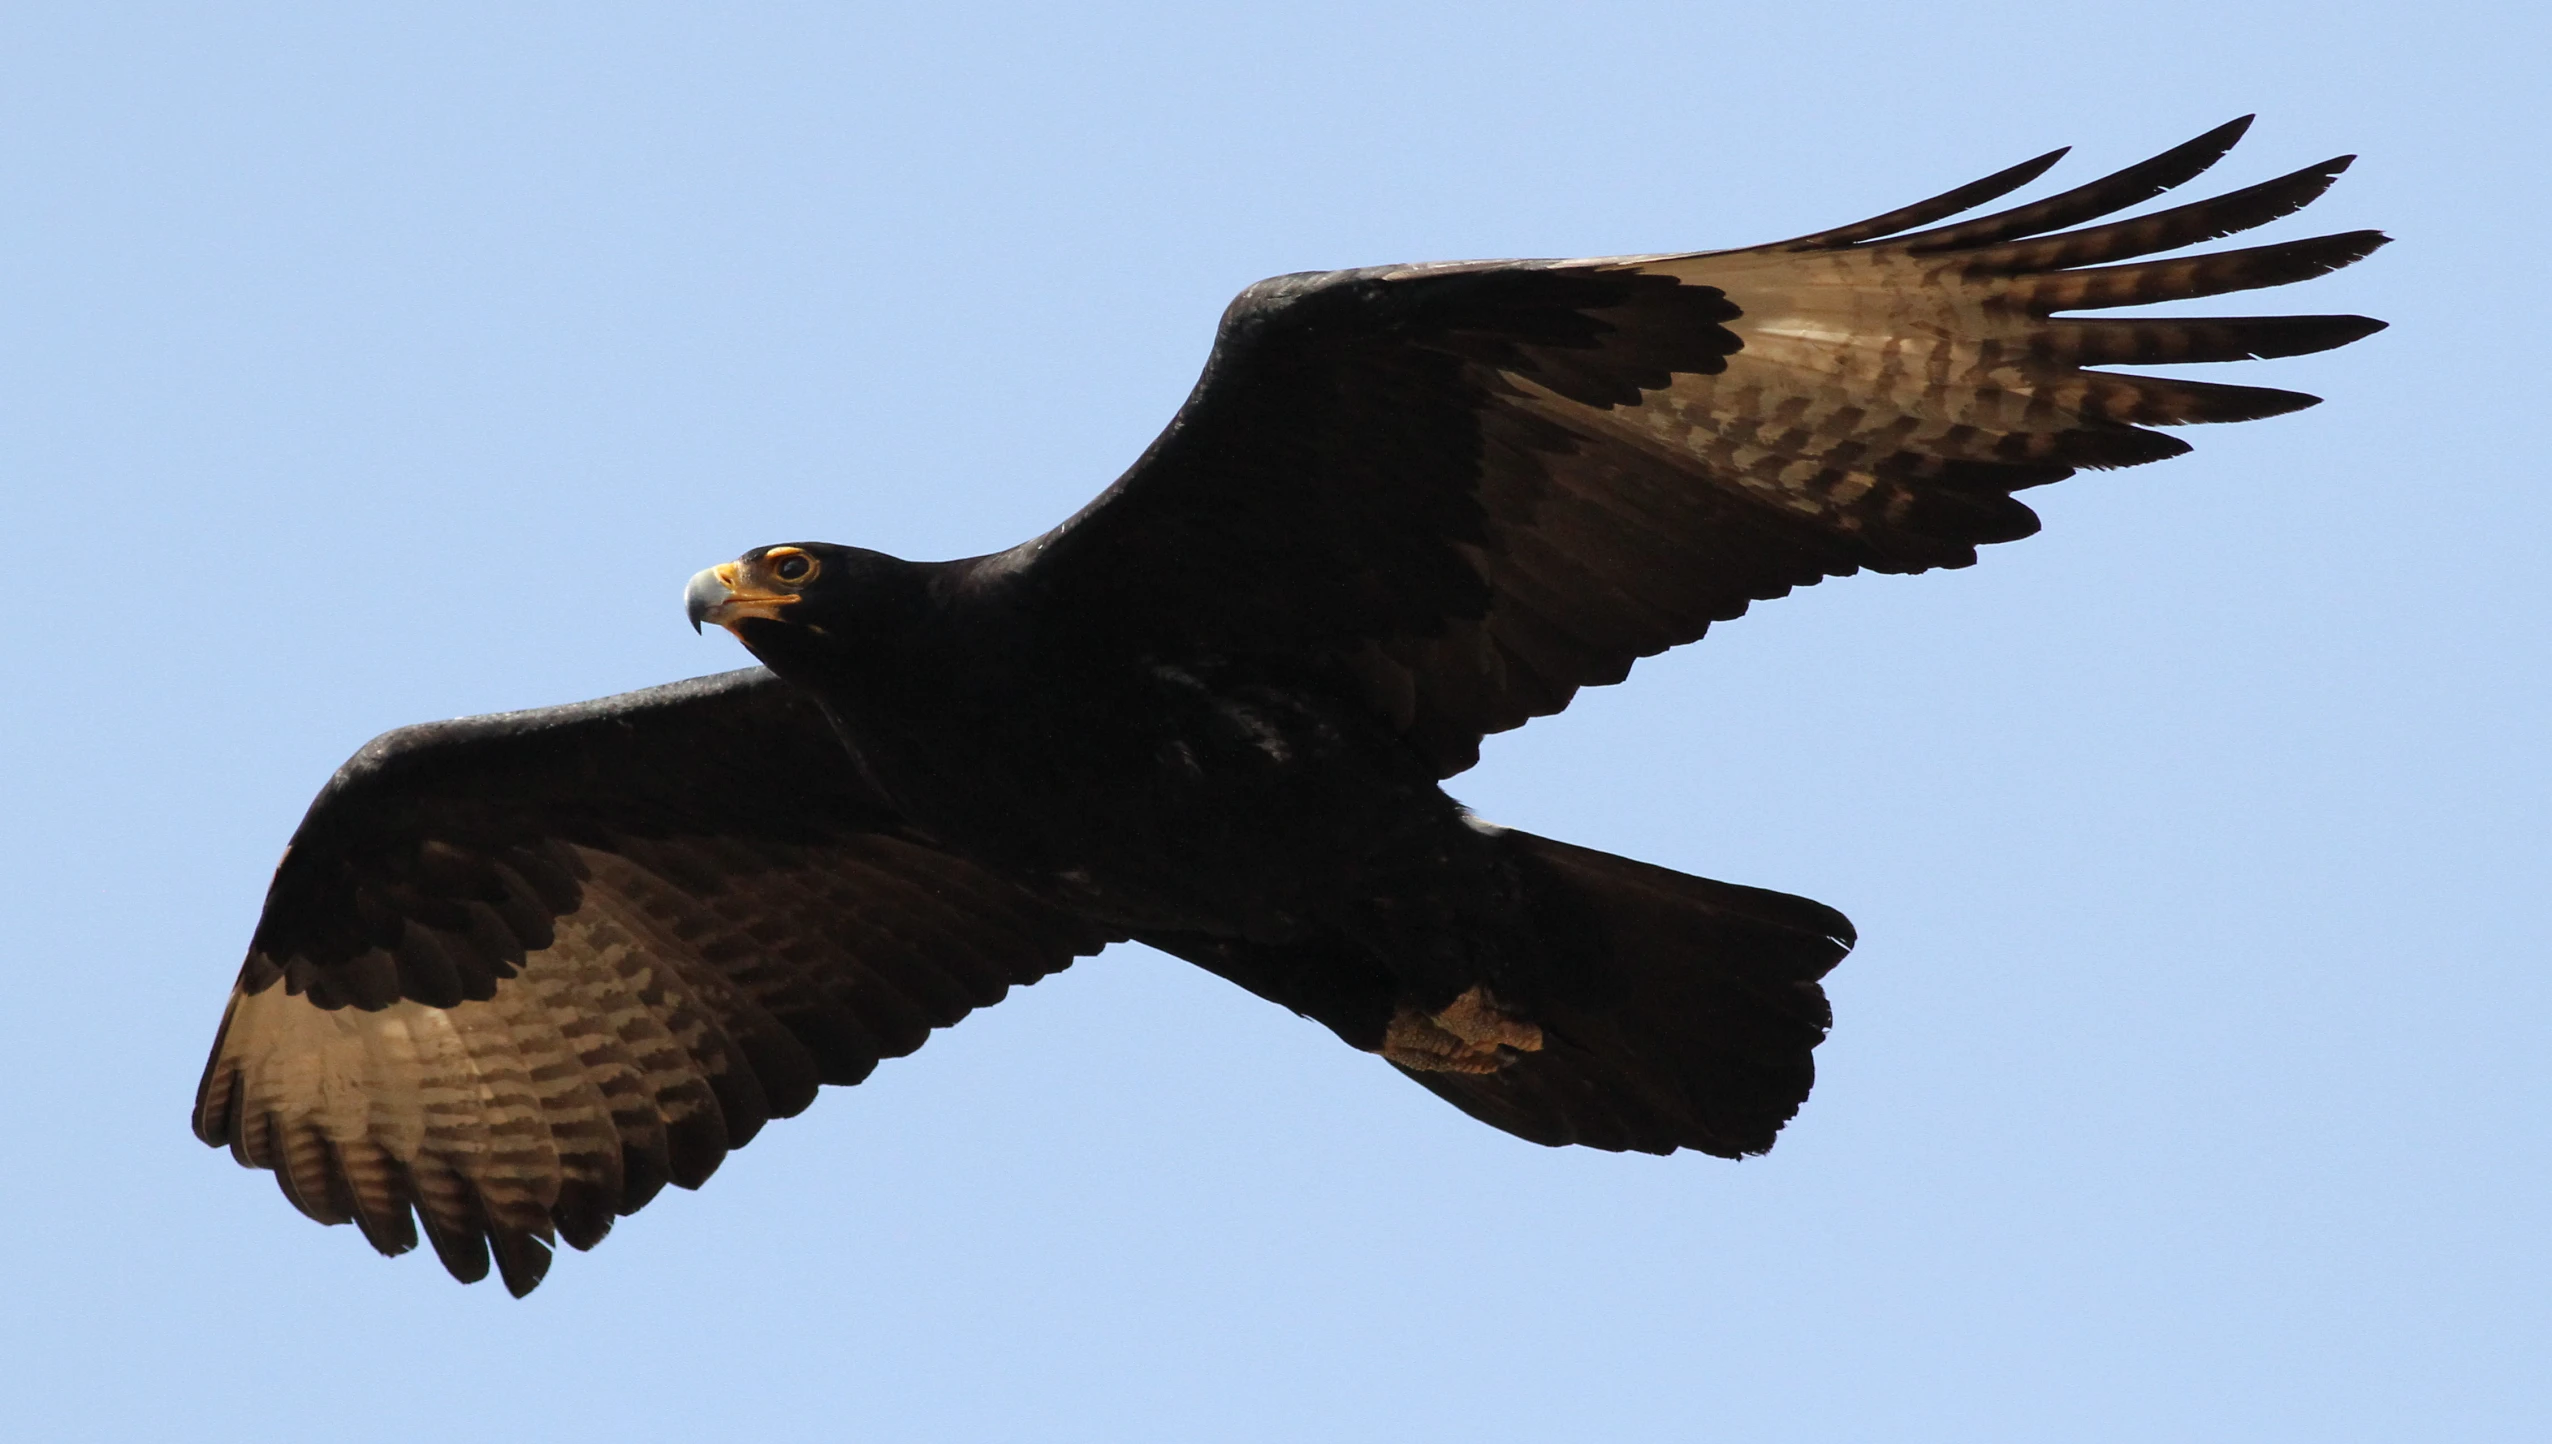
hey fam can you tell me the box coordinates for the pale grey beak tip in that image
[683,567,726,634]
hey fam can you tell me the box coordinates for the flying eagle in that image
[195,118,2386,1294]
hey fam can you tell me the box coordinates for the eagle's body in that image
[724,549,1637,1084]
[747,549,1493,956]
[744,553,1447,936]
[194,119,2386,1295]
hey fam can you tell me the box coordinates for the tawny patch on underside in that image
[1381,984,1544,1074]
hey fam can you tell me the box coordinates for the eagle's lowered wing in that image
[196,667,1113,1294]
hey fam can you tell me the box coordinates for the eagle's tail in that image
[1402,830,1853,1158]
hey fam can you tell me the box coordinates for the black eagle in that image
[195,118,2386,1294]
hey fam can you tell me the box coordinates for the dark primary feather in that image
[195,668,1113,1294]
[1768,143,2072,249]
[1006,118,2386,775]
[1951,155,2355,272]
[1875,114,2262,251]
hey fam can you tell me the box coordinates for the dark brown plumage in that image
[197,118,2385,1294]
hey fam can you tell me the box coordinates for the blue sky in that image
[3,4,2543,1440]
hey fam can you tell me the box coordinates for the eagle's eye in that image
[768,550,817,584]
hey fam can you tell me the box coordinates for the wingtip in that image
[1975,145,2071,200]
[2173,114,2257,171]
[493,1232,554,1298]
[2305,315,2390,351]
[2332,229,2395,265]
[2014,144,2072,180]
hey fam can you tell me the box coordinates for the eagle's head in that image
[684,542,928,671]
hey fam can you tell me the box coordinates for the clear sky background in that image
[3,4,2542,1440]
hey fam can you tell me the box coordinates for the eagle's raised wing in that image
[194,667,1113,1294]
[1007,117,2387,775]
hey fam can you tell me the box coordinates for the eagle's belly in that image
[827,658,1508,948]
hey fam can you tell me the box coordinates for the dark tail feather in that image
[1406,831,1854,1158]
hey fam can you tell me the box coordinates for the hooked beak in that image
[685,561,798,635]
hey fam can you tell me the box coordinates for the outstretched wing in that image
[1005,117,2387,775]
[194,667,1114,1294]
